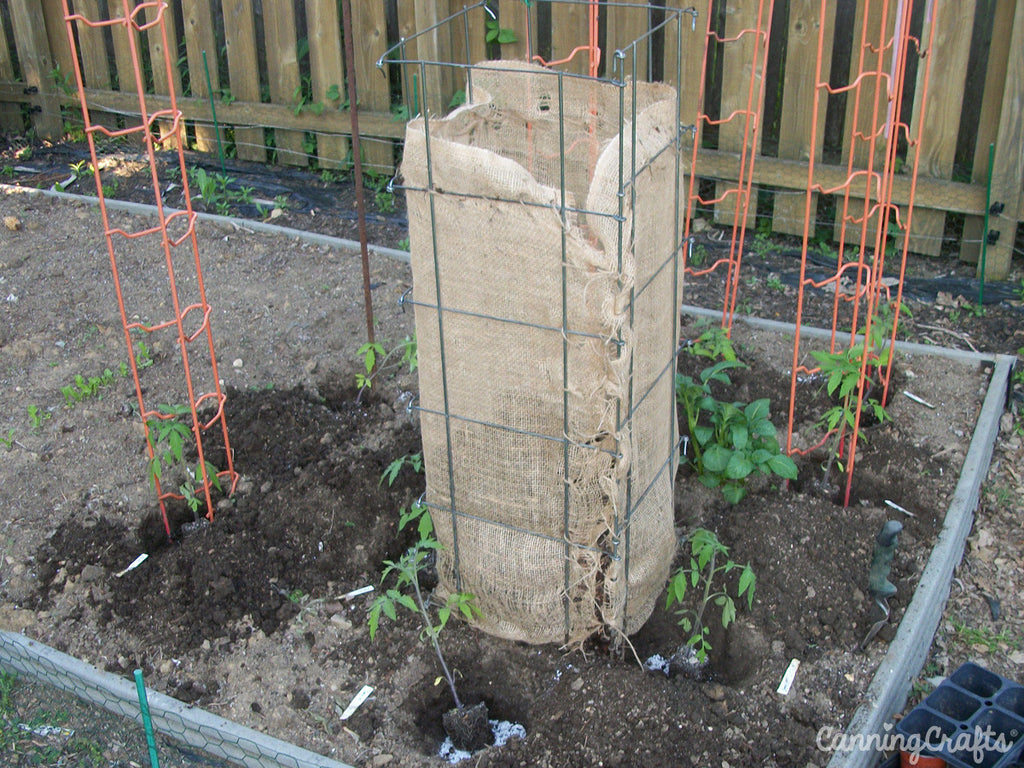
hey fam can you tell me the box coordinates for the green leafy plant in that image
[355,334,418,395]
[685,323,736,362]
[666,528,755,663]
[60,367,123,408]
[810,342,891,441]
[485,19,518,44]
[368,502,480,710]
[381,452,424,487]
[676,361,797,503]
[27,405,50,430]
[145,404,223,513]
[364,170,395,213]
[0,428,15,450]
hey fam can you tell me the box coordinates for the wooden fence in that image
[0,0,1021,277]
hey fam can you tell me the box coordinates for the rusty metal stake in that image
[341,0,376,352]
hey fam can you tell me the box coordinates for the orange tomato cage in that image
[60,0,238,537]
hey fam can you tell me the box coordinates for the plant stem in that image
[693,549,717,643]
[411,572,463,709]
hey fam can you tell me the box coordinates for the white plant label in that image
[342,585,374,600]
[115,553,148,578]
[340,685,374,720]
[777,659,800,695]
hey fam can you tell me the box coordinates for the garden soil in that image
[0,147,1021,768]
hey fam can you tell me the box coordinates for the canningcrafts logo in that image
[816,722,1016,764]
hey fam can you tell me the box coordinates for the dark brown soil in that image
[0,137,1017,768]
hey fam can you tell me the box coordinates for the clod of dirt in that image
[442,701,491,752]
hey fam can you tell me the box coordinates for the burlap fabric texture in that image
[403,61,682,645]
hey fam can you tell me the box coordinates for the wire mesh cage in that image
[387,2,692,646]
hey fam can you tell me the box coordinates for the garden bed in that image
[0,190,999,767]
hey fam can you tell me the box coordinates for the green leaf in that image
[438,604,451,630]
[738,566,756,605]
[730,424,749,451]
[702,444,731,473]
[395,593,417,613]
[368,602,381,639]
[767,453,798,479]
[724,452,754,480]
[720,596,737,628]
[693,425,713,447]
[722,483,747,504]
[744,399,769,422]
[382,599,397,622]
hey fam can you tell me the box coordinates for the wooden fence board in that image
[263,2,305,166]
[0,5,20,131]
[412,0,455,115]
[71,0,119,131]
[143,1,182,148]
[306,0,349,170]
[835,0,891,248]
[907,0,975,256]
[181,0,224,154]
[351,0,395,172]
[773,0,836,238]
[605,1,650,79]
[109,0,139,93]
[42,0,75,92]
[498,0,533,60]
[9,0,62,137]
[663,3,704,125]
[221,0,266,162]
[713,1,768,227]
[981,0,1024,279]
[449,2,486,69]
[547,0,591,74]
[961,0,1015,263]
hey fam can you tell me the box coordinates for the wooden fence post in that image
[222,0,266,162]
[0,7,21,131]
[306,0,349,170]
[9,0,62,138]
[907,0,975,257]
[979,0,1024,280]
[181,0,225,155]
[263,3,306,166]
[351,0,395,173]
[961,0,1017,265]
[773,0,836,239]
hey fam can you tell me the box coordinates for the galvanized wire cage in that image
[384,2,692,645]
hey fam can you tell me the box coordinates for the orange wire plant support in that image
[681,0,937,506]
[60,1,237,537]
[681,0,775,331]
[784,0,938,506]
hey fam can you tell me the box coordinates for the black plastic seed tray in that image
[895,662,1024,767]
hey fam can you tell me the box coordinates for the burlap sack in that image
[403,61,682,645]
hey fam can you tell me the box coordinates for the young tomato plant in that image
[810,342,891,444]
[355,334,418,396]
[368,501,480,710]
[380,452,423,487]
[667,528,756,663]
[146,404,223,514]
